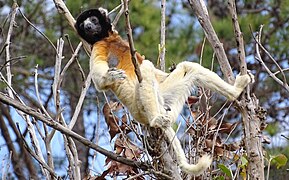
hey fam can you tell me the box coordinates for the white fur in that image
[98,7,108,16]
[90,50,252,175]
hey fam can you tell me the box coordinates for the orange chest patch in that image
[92,33,144,80]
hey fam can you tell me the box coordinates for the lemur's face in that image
[75,8,112,44]
[80,16,102,36]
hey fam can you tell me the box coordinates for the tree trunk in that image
[238,95,265,179]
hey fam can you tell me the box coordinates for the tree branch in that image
[159,0,166,71]
[188,0,234,83]
[228,0,247,75]
[123,0,143,83]
[253,26,289,92]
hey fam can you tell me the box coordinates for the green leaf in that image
[171,122,178,132]
[265,122,279,137]
[271,154,288,169]
[213,176,225,180]
[240,156,248,168]
[239,156,248,179]
[218,164,232,178]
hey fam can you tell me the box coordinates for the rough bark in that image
[237,96,265,180]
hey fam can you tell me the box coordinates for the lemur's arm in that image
[90,54,126,91]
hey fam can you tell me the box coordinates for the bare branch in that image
[68,71,92,129]
[53,38,64,120]
[1,152,12,180]
[254,25,289,92]
[64,34,87,80]
[16,124,59,179]
[5,2,18,97]
[228,0,247,75]
[34,65,52,119]
[159,0,166,71]
[188,0,234,83]
[123,0,143,83]
[18,9,57,52]
[112,1,125,27]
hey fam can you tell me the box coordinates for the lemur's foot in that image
[235,71,254,90]
[107,68,127,81]
[150,114,173,129]
[229,71,254,100]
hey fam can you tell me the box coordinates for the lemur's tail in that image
[164,127,212,175]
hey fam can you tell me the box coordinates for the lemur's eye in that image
[91,17,98,23]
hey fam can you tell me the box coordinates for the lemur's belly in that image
[112,79,150,125]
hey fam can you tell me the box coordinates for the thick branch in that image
[227,1,265,179]
[188,0,234,83]
[228,0,247,75]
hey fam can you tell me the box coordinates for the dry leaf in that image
[219,122,239,134]
[103,102,121,139]
[187,95,199,104]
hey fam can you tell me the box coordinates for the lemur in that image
[75,8,253,175]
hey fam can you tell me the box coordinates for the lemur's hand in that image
[107,68,127,81]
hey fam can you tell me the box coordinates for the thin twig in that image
[0,56,26,71]
[124,171,149,180]
[123,0,142,83]
[281,134,289,141]
[199,37,206,65]
[63,135,75,179]
[66,135,81,179]
[112,1,125,27]
[211,104,232,156]
[68,71,92,129]
[5,2,18,97]
[15,123,59,179]
[159,0,166,71]
[253,25,289,92]
[64,34,86,81]
[34,65,52,119]
[59,42,83,86]
[18,9,57,52]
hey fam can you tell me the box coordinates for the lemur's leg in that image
[137,60,172,128]
[160,61,252,122]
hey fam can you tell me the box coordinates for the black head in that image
[75,8,112,45]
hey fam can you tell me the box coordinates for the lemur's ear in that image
[98,7,108,17]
